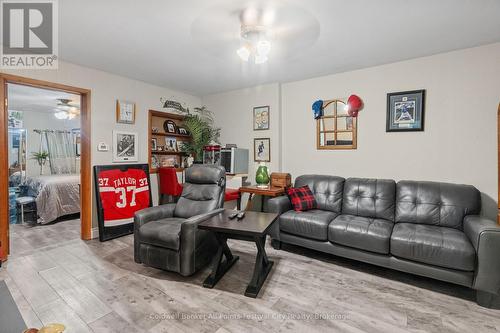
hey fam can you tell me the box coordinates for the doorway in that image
[0,74,91,261]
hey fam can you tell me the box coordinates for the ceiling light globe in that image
[54,111,68,120]
[236,46,250,61]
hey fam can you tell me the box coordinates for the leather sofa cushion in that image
[390,223,476,271]
[138,218,185,250]
[342,178,396,221]
[329,214,394,254]
[396,181,480,229]
[280,209,338,241]
[294,175,345,213]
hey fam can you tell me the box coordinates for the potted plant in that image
[31,151,49,175]
[180,106,220,163]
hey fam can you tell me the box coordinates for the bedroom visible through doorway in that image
[6,83,82,257]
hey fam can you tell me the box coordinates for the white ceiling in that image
[7,83,80,114]
[59,0,500,95]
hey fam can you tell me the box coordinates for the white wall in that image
[282,43,500,219]
[3,61,201,227]
[202,83,282,181]
[205,43,500,219]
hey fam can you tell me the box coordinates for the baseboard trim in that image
[91,227,99,239]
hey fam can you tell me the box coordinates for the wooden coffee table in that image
[198,210,279,298]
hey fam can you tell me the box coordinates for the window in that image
[316,99,357,150]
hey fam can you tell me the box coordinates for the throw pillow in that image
[287,185,317,212]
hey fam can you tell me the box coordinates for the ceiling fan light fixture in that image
[237,23,272,65]
[54,111,69,120]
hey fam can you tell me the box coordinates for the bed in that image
[24,174,80,224]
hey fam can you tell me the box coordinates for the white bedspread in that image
[24,174,80,224]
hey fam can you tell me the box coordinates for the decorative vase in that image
[255,164,270,188]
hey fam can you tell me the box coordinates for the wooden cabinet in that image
[148,110,191,173]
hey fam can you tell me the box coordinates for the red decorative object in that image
[347,94,363,117]
[287,185,317,212]
[94,164,153,241]
[159,167,183,197]
[225,188,240,202]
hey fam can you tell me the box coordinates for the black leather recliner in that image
[134,165,226,276]
[267,175,500,308]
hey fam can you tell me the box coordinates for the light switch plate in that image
[97,142,109,152]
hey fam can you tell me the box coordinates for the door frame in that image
[0,73,92,260]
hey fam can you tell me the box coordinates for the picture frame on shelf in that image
[178,127,188,135]
[386,90,426,132]
[253,106,270,130]
[176,141,185,152]
[151,138,157,151]
[116,100,136,124]
[112,130,138,162]
[165,137,177,152]
[254,138,270,162]
[163,119,177,133]
[151,155,160,169]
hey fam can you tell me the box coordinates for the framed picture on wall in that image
[254,138,270,162]
[94,164,152,241]
[113,130,138,162]
[116,100,136,124]
[253,106,270,130]
[386,90,425,132]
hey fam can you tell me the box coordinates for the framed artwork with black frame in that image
[254,138,270,162]
[253,106,270,130]
[386,90,425,132]
[94,164,153,241]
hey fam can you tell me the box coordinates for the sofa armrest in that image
[464,215,500,294]
[179,208,225,276]
[265,195,292,214]
[134,203,176,229]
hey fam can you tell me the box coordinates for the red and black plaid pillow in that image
[287,185,317,212]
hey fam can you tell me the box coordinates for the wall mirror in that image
[317,99,357,150]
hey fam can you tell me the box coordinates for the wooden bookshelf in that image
[148,110,192,173]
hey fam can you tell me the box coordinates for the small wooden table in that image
[238,185,285,212]
[198,210,279,298]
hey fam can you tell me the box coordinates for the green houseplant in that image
[31,150,49,175]
[181,106,220,162]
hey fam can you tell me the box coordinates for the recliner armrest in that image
[179,208,224,276]
[463,215,500,294]
[265,195,292,214]
[134,203,176,229]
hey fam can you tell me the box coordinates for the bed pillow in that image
[287,185,317,212]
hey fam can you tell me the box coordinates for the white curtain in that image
[45,131,77,174]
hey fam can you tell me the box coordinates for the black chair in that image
[134,165,226,276]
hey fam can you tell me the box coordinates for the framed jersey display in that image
[94,164,153,241]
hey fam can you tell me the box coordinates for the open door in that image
[498,102,500,225]
[0,73,92,262]
[0,76,8,261]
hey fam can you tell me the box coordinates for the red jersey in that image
[97,168,150,226]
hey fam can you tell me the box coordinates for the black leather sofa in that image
[266,175,500,307]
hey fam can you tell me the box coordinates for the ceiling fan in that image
[54,98,80,120]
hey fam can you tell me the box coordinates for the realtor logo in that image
[1,0,58,69]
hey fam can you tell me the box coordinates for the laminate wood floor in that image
[1,218,500,333]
